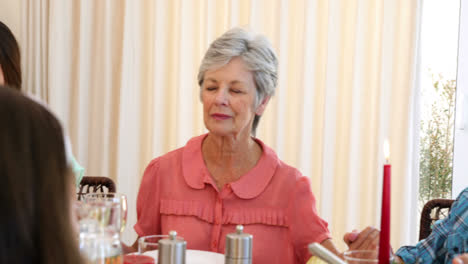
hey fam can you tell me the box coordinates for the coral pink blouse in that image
[135,134,330,264]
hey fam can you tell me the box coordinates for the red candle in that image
[378,140,391,264]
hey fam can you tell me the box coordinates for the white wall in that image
[453,0,468,198]
[0,0,22,44]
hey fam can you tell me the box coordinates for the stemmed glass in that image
[343,248,394,263]
[121,235,170,264]
[138,235,169,254]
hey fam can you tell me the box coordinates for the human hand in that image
[343,229,359,246]
[343,226,380,250]
[453,254,468,264]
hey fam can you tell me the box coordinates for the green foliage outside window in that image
[419,74,455,206]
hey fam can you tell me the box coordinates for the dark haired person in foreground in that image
[0,21,21,88]
[0,86,83,264]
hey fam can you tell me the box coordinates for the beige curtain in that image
[20,0,421,250]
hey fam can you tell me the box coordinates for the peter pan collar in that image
[182,134,279,199]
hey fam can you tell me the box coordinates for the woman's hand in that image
[319,239,344,259]
[454,254,468,264]
[122,239,139,254]
[343,227,404,262]
[343,226,380,250]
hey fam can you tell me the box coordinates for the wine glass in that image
[343,248,394,263]
[138,235,169,254]
[83,192,128,234]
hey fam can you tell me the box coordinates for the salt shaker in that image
[224,225,253,264]
[158,231,186,264]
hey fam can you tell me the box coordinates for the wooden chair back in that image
[419,198,455,240]
[77,176,116,200]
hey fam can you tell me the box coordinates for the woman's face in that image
[201,57,269,138]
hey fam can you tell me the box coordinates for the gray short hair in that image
[197,27,278,136]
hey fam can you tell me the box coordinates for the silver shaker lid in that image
[158,231,186,264]
[225,225,252,259]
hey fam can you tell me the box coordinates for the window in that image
[418,0,460,207]
[452,0,468,197]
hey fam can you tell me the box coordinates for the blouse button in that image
[212,241,218,248]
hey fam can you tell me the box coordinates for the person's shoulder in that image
[265,154,307,190]
[144,147,185,173]
[146,134,205,168]
[450,187,468,218]
[159,145,185,162]
[140,145,187,187]
[274,159,317,199]
[461,187,468,196]
[255,138,304,181]
[455,187,468,203]
[275,158,302,179]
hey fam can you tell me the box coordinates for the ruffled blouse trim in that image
[223,208,288,227]
[160,199,214,223]
[160,199,289,227]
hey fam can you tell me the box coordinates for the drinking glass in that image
[138,235,169,254]
[344,249,394,264]
[84,192,128,234]
[78,205,123,263]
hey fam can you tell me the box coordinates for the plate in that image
[143,249,224,264]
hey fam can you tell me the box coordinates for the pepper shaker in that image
[224,225,253,264]
[158,231,186,264]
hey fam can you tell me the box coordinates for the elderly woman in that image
[130,27,377,263]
